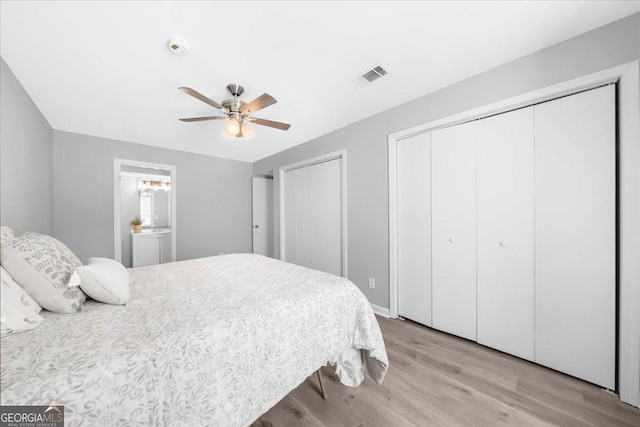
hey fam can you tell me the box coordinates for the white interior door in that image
[397,132,432,326]
[431,121,477,341]
[309,159,343,276]
[534,85,616,389]
[476,107,535,360]
[283,166,311,267]
[252,177,273,257]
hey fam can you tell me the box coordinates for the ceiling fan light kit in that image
[179,83,291,140]
[226,117,240,134]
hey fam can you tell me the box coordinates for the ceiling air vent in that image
[353,63,388,87]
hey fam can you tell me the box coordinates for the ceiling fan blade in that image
[252,118,291,131]
[179,87,223,110]
[241,93,277,114]
[179,116,227,122]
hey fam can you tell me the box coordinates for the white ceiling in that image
[1,1,638,163]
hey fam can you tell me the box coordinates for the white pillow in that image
[1,276,44,337]
[0,226,15,240]
[0,232,86,313]
[1,266,41,313]
[77,257,130,305]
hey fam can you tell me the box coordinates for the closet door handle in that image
[448,238,455,243]
[315,229,320,234]
[499,241,508,247]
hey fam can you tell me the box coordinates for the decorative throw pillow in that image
[0,226,15,240]
[1,266,41,313]
[77,257,130,305]
[1,278,44,337]
[0,232,86,313]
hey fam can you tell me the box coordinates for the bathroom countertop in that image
[131,228,171,235]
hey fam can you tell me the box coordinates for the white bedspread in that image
[0,254,388,426]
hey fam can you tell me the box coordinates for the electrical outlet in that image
[368,277,375,289]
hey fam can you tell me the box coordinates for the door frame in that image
[388,61,640,407]
[279,149,348,277]
[113,158,177,264]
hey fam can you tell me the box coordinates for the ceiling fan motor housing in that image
[222,84,246,112]
[226,84,244,97]
[222,99,246,113]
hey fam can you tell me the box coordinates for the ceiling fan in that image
[178,84,291,139]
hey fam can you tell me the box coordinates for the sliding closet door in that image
[431,121,477,341]
[535,85,615,389]
[397,132,432,326]
[283,166,311,268]
[476,107,535,360]
[309,158,343,276]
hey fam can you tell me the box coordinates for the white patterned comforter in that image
[0,254,388,426]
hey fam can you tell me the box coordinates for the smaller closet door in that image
[283,166,311,268]
[431,121,477,341]
[397,132,432,326]
[309,159,343,276]
[252,177,273,257]
[476,107,534,360]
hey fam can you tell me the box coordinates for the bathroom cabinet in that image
[132,230,172,267]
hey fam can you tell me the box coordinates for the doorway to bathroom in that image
[113,159,177,268]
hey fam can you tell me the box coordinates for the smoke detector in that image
[167,38,189,56]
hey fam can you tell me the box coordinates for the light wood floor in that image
[252,316,640,426]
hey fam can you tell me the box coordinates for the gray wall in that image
[53,130,253,263]
[253,13,640,309]
[0,57,53,236]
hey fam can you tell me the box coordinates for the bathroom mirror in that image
[138,178,171,227]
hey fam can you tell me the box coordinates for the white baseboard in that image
[371,303,390,318]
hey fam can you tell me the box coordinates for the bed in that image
[1,253,388,426]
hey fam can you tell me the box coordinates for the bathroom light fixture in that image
[141,180,171,192]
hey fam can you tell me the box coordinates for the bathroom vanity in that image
[132,228,172,267]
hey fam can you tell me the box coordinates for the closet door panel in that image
[283,166,311,268]
[309,159,343,276]
[397,132,432,326]
[431,121,477,341]
[282,169,296,264]
[535,85,615,389]
[477,107,535,360]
